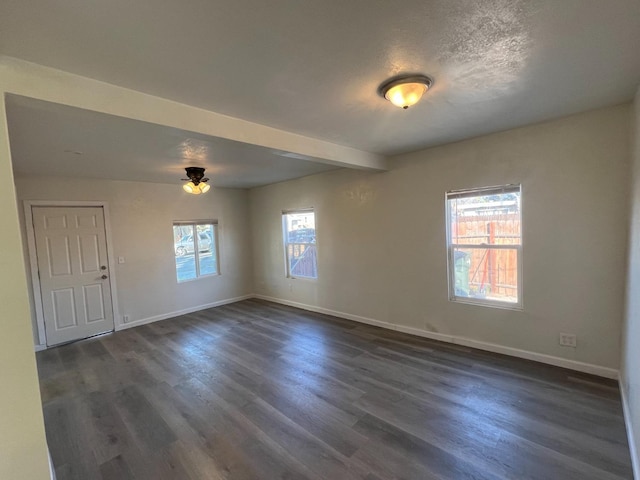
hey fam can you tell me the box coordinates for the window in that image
[283,209,317,279]
[446,185,522,308]
[173,221,219,283]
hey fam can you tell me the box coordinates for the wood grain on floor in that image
[36,299,634,480]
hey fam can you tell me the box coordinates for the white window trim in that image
[445,185,523,310]
[173,220,220,283]
[282,208,318,280]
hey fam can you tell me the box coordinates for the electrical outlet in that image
[123,315,130,323]
[559,333,577,347]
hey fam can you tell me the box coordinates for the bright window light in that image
[282,210,317,279]
[446,185,522,308]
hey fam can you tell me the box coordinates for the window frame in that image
[282,208,318,280]
[173,220,220,283]
[445,184,523,310]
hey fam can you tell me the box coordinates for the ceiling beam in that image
[0,56,387,171]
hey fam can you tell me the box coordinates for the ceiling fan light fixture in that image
[183,182,200,194]
[379,74,433,109]
[182,167,210,195]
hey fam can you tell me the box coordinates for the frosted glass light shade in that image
[182,167,211,194]
[385,83,427,108]
[379,75,433,109]
[183,181,210,194]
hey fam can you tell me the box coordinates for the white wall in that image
[622,86,640,477]
[15,176,253,346]
[0,100,50,478]
[250,104,631,373]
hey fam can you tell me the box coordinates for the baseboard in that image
[115,294,254,331]
[48,447,56,480]
[253,294,619,380]
[33,292,619,380]
[620,374,640,480]
[33,295,254,350]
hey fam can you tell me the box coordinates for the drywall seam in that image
[620,374,640,480]
[254,294,619,379]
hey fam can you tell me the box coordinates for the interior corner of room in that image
[0,3,639,478]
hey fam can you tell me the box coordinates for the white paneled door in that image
[33,206,114,346]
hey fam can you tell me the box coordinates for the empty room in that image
[1,1,640,479]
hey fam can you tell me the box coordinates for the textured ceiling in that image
[1,0,639,156]
[5,96,338,188]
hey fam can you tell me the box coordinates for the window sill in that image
[177,272,220,284]
[287,275,318,282]
[449,296,523,311]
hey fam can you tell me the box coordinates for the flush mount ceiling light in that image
[378,74,433,109]
[182,167,211,195]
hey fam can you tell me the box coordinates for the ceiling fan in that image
[182,167,211,195]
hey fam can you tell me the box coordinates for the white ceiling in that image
[1,0,639,185]
[5,95,338,188]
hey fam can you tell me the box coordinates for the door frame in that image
[24,200,120,349]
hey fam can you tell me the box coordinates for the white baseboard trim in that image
[34,294,254,350]
[620,374,640,480]
[48,447,56,480]
[253,294,398,329]
[254,294,619,380]
[115,294,254,331]
[33,292,619,380]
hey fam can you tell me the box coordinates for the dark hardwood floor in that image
[36,299,633,480]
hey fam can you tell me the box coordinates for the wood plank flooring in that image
[36,299,634,480]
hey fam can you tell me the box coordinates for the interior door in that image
[32,206,115,346]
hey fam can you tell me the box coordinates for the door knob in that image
[101,275,108,280]
[101,265,107,270]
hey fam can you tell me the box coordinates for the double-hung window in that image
[282,209,317,279]
[173,221,219,283]
[446,185,522,308]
